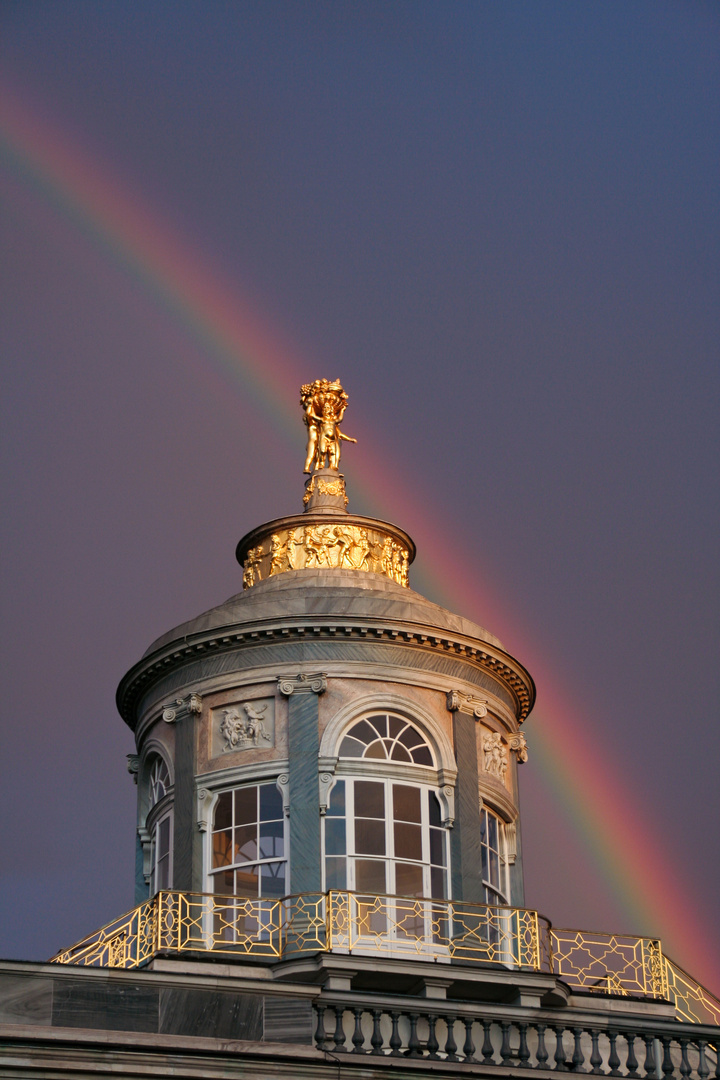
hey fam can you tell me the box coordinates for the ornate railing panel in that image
[551,928,668,998]
[666,956,720,1027]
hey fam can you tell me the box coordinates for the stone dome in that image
[143,568,505,658]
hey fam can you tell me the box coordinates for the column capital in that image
[162,692,203,723]
[446,689,488,718]
[277,672,328,696]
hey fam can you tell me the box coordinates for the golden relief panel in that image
[242,524,409,589]
[302,474,349,506]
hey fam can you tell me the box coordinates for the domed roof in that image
[143,568,504,658]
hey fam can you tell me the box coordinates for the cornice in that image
[117,615,535,730]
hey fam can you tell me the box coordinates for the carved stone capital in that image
[277,673,328,696]
[162,692,203,723]
[509,732,529,763]
[126,754,140,783]
[446,689,488,719]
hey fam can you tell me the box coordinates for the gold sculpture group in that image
[301,378,356,473]
[243,525,409,589]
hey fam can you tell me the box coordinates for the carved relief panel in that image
[210,697,275,758]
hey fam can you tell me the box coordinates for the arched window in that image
[481,806,509,905]
[209,782,286,899]
[148,757,170,809]
[339,714,434,766]
[145,755,173,896]
[325,712,448,904]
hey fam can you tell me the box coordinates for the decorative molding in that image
[509,732,528,763]
[318,766,337,815]
[505,821,518,865]
[276,773,290,817]
[438,785,455,829]
[243,524,409,588]
[196,788,211,832]
[446,689,488,719]
[162,692,202,723]
[482,731,508,782]
[277,672,328,696]
[126,754,140,783]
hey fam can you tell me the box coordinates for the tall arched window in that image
[324,713,448,902]
[146,755,172,896]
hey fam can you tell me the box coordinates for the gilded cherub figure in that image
[300,379,356,473]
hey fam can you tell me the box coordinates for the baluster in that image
[370,1010,384,1056]
[332,1006,347,1052]
[536,1024,549,1071]
[518,1023,531,1069]
[314,1004,328,1051]
[463,1017,477,1063]
[499,1021,512,1065]
[407,1013,421,1058]
[554,1026,568,1072]
[572,1028,585,1072]
[589,1030,603,1074]
[645,1035,660,1079]
[389,1012,402,1056]
[679,1039,691,1080]
[696,1040,709,1080]
[444,1015,459,1062]
[626,1033,639,1077]
[608,1031,621,1077]
[661,1036,674,1079]
[426,1014,440,1060]
[482,1019,496,1065]
[351,1008,365,1054]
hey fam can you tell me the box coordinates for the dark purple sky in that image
[1,2,718,990]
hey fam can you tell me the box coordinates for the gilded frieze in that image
[242,523,410,589]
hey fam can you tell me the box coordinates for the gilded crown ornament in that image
[300,378,356,473]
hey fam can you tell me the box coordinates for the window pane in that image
[365,740,387,759]
[339,737,365,758]
[488,849,500,887]
[325,817,346,855]
[260,861,286,898]
[429,828,446,867]
[260,783,283,822]
[394,822,422,861]
[355,818,385,855]
[214,791,233,831]
[355,859,386,894]
[395,862,423,897]
[327,780,345,816]
[259,819,284,859]
[389,743,412,762]
[213,829,233,868]
[411,745,433,766]
[157,853,170,891]
[235,865,259,897]
[214,869,234,894]
[487,813,499,851]
[430,866,447,900]
[354,781,384,818]
[367,714,387,738]
[325,856,347,890]
[388,715,404,738]
[429,791,442,828]
[234,823,258,864]
[235,786,257,826]
[393,785,421,823]
[158,816,171,858]
[348,719,377,745]
[398,725,422,750]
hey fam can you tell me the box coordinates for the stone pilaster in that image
[447,691,486,904]
[162,693,202,892]
[278,674,327,894]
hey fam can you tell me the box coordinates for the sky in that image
[1,2,718,993]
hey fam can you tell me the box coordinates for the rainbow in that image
[2,83,717,992]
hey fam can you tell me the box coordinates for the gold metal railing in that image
[51,890,549,972]
[50,891,719,1025]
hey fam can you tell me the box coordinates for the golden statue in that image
[300,379,357,473]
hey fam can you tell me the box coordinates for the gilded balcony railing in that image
[50,890,719,1026]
